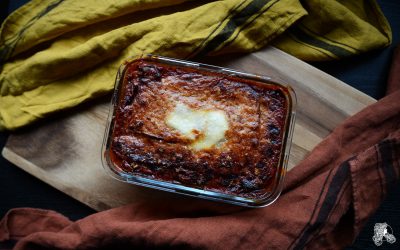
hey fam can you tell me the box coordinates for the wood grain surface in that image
[2,47,376,211]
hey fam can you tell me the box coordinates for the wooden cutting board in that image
[2,47,376,211]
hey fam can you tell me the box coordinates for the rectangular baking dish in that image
[102,55,296,207]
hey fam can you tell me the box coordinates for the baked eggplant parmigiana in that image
[107,57,292,200]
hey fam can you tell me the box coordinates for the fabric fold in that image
[273,0,392,61]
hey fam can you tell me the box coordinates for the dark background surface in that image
[0,0,399,249]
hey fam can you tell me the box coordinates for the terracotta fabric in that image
[387,45,400,95]
[1,57,400,250]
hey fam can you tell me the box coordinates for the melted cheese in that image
[166,103,229,150]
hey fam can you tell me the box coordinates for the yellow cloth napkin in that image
[0,0,391,130]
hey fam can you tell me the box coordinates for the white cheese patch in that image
[166,103,229,150]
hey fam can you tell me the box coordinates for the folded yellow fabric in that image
[0,0,391,130]
[273,0,392,60]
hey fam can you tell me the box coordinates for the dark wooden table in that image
[1,1,399,249]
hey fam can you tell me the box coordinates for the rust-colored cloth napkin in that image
[1,57,400,249]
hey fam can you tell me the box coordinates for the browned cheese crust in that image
[109,59,289,199]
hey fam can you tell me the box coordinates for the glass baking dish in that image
[102,55,296,207]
